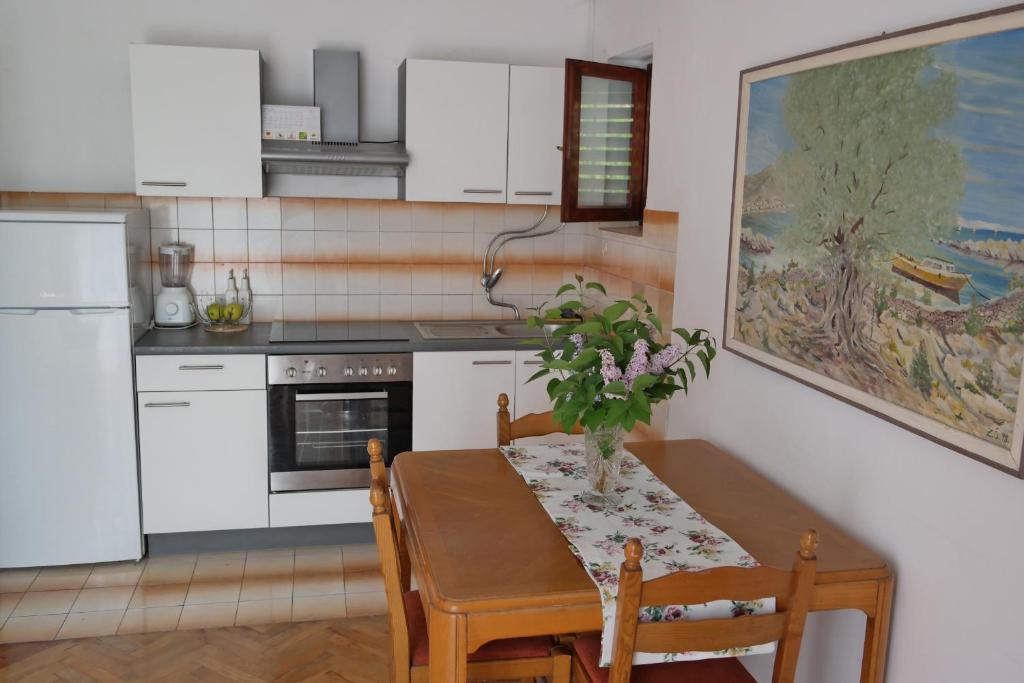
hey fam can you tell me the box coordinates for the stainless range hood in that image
[262,50,409,199]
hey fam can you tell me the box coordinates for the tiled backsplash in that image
[0,192,677,325]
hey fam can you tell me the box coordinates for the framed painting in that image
[725,6,1024,477]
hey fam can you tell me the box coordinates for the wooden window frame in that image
[560,59,651,223]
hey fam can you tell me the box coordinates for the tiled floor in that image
[0,544,387,644]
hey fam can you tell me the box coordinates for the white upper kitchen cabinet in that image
[129,44,263,198]
[401,59,510,203]
[507,66,564,205]
[412,351,516,450]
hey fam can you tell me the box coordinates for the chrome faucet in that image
[480,206,564,320]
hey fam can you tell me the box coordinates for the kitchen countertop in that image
[134,322,546,355]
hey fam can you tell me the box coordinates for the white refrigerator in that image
[0,209,152,568]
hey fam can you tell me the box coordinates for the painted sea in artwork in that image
[732,28,1024,458]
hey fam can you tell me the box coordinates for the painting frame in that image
[724,4,1024,478]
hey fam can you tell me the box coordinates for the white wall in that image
[0,0,593,192]
[595,1,1024,682]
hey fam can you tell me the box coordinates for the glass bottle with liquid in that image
[225,269,239,306]
[239,268,253,324]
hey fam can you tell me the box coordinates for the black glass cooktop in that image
[269,321,410,343]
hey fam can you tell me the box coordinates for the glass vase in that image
[582,424,625,507]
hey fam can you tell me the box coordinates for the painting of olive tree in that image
[726,11,1024,476]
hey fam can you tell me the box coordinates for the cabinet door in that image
[514,349,581,445]
[507,66,564,205]
[138,390,268,533]
[412,351,516,450]
[402,59,509,203]
[130,44,263,198]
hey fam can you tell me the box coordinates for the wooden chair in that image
[572,531,819,683]
[496,392,583,446]
[370,480,571,683]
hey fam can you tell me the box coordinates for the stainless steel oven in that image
[267,353,412,492]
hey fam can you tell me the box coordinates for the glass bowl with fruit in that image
[192,295,251,333]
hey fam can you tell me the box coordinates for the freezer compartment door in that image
[0,220,129,308]
[0,308,142,567]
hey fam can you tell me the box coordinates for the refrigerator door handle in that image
[0,308,39,316]
[68,309,121,316]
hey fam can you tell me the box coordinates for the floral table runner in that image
[500,443,775,667]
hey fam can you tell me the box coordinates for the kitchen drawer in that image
[269,490,371,527]
[136,354,266,392]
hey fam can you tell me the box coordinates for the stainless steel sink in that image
[414,321,544,340]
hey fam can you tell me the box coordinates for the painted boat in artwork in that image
[890,252,969,304]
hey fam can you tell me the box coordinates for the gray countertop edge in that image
[133,322,546,355]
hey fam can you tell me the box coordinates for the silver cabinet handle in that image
[514,191,554,196]
[472,360,513,365]
[523,360,544,365]
[144,401,191,408]
[141,181,187,187]
[178,364,225,371]
[463,189,503,194]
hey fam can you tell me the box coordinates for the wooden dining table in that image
[390,439,894,683]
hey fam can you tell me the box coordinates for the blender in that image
[155,243,195,327]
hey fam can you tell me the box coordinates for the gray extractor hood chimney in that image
[262,49,409,200]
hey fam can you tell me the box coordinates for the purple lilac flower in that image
[569,333,585,359]
[623,339,650,390]
[599,349,622,385]
[650,344,682,374]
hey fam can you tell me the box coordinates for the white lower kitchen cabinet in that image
[137,389,268,534]
[269,490,370,527]
[412,351,516,450]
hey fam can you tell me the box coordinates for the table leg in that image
[428,605,468,683]
[860,575,894,683]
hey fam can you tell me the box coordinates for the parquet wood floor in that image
[0,614,390,682]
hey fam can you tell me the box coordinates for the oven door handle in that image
[295,391,389,402]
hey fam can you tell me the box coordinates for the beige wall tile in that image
[315,264,348,295]
[214,231,249,262]
[379,231,412,263]
[380,266,412,295]
[184,579,241,606]
[104,194,142,209]
[348,232,380,263]
[248,263,283,295]
[65,193,106,208]
[347,199,380,230]
[442,203,474,231]
[12,590,79,617]
[117,606,182,635]
[150,228,179,260]
[348,295,380,320]
[248,230,282,263]
[379,200,411,231]
[143,197,179,228]
[177,197,213,229]
[283,231,315,262]
[410,232,443,263]
[410,202,443,232]
[442,295,472,320]
[292,595,346,622]
[442,233,473,263]
[0,614,65,644]
[314,232,347,262]
[282,198,314,230]
[442,264,475,294]
[213,198,247,229]
[411,295,443,321]
[138,555,196,587]
[85,562,144,589]
[315,295,348,321]
[341,570,384,594]
[253,295,283,322]
[247,197,281,229]
[410,265,443,295]
[505,204,545,228]
[71,586,133,613]
[380,295,412,321]
[314,199,348,230]
[179,229,213,263]
[473,204,505,232]
[56,609,124,640]
[283,264,316,295]
[0,593,23,621]
[177,602,238,630]
[283,295,316,321]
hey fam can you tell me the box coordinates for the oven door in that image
[268,381,411,492]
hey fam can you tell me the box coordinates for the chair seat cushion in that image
[573,633,756,683]
[403,590,555,666]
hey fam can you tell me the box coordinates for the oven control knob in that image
[344,367,354,377]
[359,366,368,376]
[371,366,380,376]
[317,367,327,378]
[286,367,297,378]
[387,366,397,376]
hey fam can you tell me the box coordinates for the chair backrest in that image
[370,480,413,672]
[496,392,584,446]
[368,438,411,591]
[605,531,819,683]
